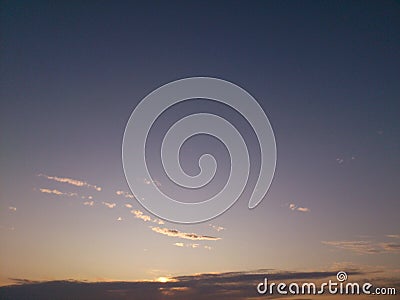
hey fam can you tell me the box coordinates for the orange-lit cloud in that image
[38,187,93,201]
[151,226,221,241]
[130,209,164,225]
[289,203,310,212]
[131,210,151,222]
[39,188,77,197]
[297,207,310,212]
[115,190,135,199]
[38,174,101,191]
[102,202,116,209]
[125,203,133,208]
[209,224,225,232]
[83,201,94,206]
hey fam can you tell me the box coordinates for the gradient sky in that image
[1,0,399,295]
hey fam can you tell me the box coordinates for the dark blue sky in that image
[0,0,399,288]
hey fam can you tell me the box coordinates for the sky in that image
[0,1,399,299]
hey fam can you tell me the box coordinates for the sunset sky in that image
[0,1,399,299]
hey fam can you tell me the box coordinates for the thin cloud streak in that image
[102,202,116,209]
[38,188,93,200]
[38,174,102,191]
[173,243,206,249]
[380,242,400,252]
[131,210,164,225]
[322,240,380,254]
[386,234,400,239]
[322,239,400,254]
[297,207,310,212]
[289,203,310,213]
[39,188,77,197]
[151,227,221,241]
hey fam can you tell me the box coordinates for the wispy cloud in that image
[386,234,400,239]
[39,188,77,197]
[0,225,15,231]
[143,178,162,187]
[380,242,400,253]
[116,190,135,199]
[296,207,310,212]
[289,203,310,212]
[173,242,202,249]
[322,239,400,255]
[336,158,344,164]
[37,187,93,200]
[131,209,164,225]
[131,210,151,221]
[102,202,116,209]
[209,224,225,232]
[83,201,94,206]
[151,226,221,241]
[322,240,380,254]
[8,206,17,211]
[38,174,101,191]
